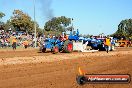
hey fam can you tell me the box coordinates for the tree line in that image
[0,10,72,36]
[112,19,132,40]
[1,10,132,39]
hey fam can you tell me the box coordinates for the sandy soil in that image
[0,47,131,88]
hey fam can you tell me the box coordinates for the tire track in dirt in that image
[0,53,131,88]
[0,48,131,88]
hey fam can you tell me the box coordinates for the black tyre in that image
[52,46,59,54]
[42,48,46,53]
[98,44,106,51]
[63,40,73,53]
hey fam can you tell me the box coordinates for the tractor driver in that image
[59,33,68,41]
[64,33,68,40]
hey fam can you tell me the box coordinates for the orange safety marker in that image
[78,67,85,75]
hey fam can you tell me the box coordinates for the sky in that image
[0,0,132,35]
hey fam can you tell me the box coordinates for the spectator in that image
[22,39,29,49]
[12,37,17,50]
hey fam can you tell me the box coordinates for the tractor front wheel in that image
[42,48,46,53]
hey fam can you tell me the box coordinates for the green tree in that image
[36,27,43,37]
[112,19,132,39]
[0,12,5,25]
[10,10,35,33]
[0,12,5,19]
[3,20,15,31]
[44,16,72,32]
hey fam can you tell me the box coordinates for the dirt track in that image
[0,48,131,88]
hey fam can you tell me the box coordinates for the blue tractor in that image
[40,36,73,54]
[68,29,79,41]
[40,29,82,54]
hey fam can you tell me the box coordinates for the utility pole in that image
[33,0,37,48]
[72,18,74,31]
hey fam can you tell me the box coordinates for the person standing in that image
[23,39,29,49]
[12,37,17,50]
[104,36,111,53]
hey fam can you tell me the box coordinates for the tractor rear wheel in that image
[63,40,73,53]
[52,46,59,54]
